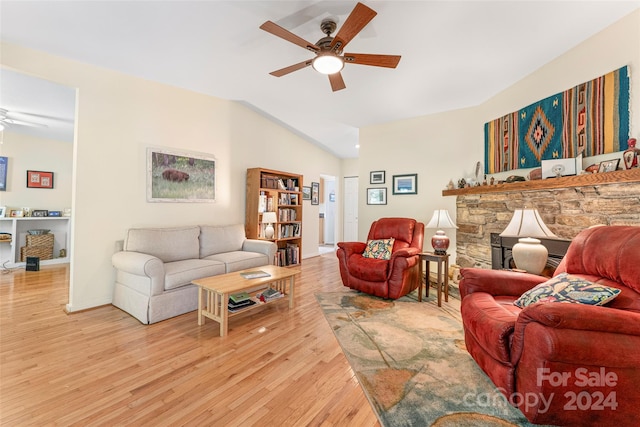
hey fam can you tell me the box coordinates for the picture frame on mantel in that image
[392,173,417,195]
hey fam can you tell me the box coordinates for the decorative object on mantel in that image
[623,138,639,169]
[500,208,557,275]
[485,66,630,174]
[426,209,458,255]
[261,211,277,240]
[598,158,620,173]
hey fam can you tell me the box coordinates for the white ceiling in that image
[1,1,638,158]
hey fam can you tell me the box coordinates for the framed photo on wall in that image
[370,170,385,184]
[311,182,319,205]
[0,156,7,191]
[367,188,387,205]
[26,170,54,189]
[147,147,216,202]
[392,173,417,195]
[302,186,311,200]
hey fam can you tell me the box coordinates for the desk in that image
[418,252,450,307]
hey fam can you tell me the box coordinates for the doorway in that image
[343,176,358,241]
[319,175,336,254]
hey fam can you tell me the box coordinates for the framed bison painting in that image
[147,147,216,202]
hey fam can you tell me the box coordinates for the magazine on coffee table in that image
[240,270,271,279]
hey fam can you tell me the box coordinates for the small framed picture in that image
[26,170,54,189]
[367,188,387,205]
[598,159,620,173]
[392,173,418,195]
[311,182,319,205]
[10,209,24,218]
[370,170,385,184]
[302,186,311,200]
[0,206,6,217]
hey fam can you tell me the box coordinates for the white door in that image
[343,176,358,241]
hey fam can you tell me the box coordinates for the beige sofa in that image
[112,224,276,324]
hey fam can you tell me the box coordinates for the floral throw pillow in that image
[362,238,395,260]
[514,273,621,308]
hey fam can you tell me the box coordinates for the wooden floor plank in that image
[0,253,381,426]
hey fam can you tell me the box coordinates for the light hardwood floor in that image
[0,253,381,426]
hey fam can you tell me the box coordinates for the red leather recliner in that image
[336,217,424,299]
[459,226,640,426]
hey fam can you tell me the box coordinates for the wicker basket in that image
[20,246,53,261]
[26,233,54,247]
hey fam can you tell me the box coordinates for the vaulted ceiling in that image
[1,1,638,157]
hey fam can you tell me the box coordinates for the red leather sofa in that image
[336,217,424,299]
[459,225,640,426]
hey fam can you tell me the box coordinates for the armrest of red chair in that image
[390,247,420,259]
[510,303,640,426]
[459,267,547,299]
[516,302,640,336]
[337,241,367,257]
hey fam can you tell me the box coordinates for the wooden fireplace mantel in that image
[442,168,640,197]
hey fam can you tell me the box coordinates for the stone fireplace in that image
[443,169,640,270]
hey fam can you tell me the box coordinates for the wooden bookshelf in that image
[246,168,303,267]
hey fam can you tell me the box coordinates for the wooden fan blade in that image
[329,2,377,53]
[328,73,346,92]
[269,59,313,77]
[260,21,319,53]
[343,53,401,68]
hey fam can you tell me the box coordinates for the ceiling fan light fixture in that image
[312,54,344,75]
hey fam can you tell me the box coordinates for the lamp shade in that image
[261,212,277,224]
[426,210,458,230]
[500,208,556,275]
[262,211,277,240]
[426,210,457,255]
[499,209,557,238]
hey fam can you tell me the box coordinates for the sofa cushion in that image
[200,224,246,258]
[513,273,621,308]
[362,238,395,260]
[124,226,200,263]
[164,259,225,290]
[204,251,270,273]
[348,255,389,282]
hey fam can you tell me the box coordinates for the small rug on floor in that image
[315,290,540,427]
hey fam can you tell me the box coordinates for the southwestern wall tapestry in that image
[484,66,630,174]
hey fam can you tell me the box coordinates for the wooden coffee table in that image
[192,265,300,336]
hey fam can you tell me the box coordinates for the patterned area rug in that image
[316,290,540,427]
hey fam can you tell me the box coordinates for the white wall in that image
[0,132,73,211]
[358,10,640,266]
[1,42,342,311]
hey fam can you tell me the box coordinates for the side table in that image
[418,252,450,307]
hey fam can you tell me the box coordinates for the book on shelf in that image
[258,287,283,302]
[229,291,251,304]
[240,270,271,279]
[228,299,257,312]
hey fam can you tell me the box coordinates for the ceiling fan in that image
[260,2,401,92]
[0,108,48,131]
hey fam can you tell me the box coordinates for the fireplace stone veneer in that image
[443,169,640,270]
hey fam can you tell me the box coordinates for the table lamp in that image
[426,209,458,254]
[262,211,277,239]
[500,208,557,275]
